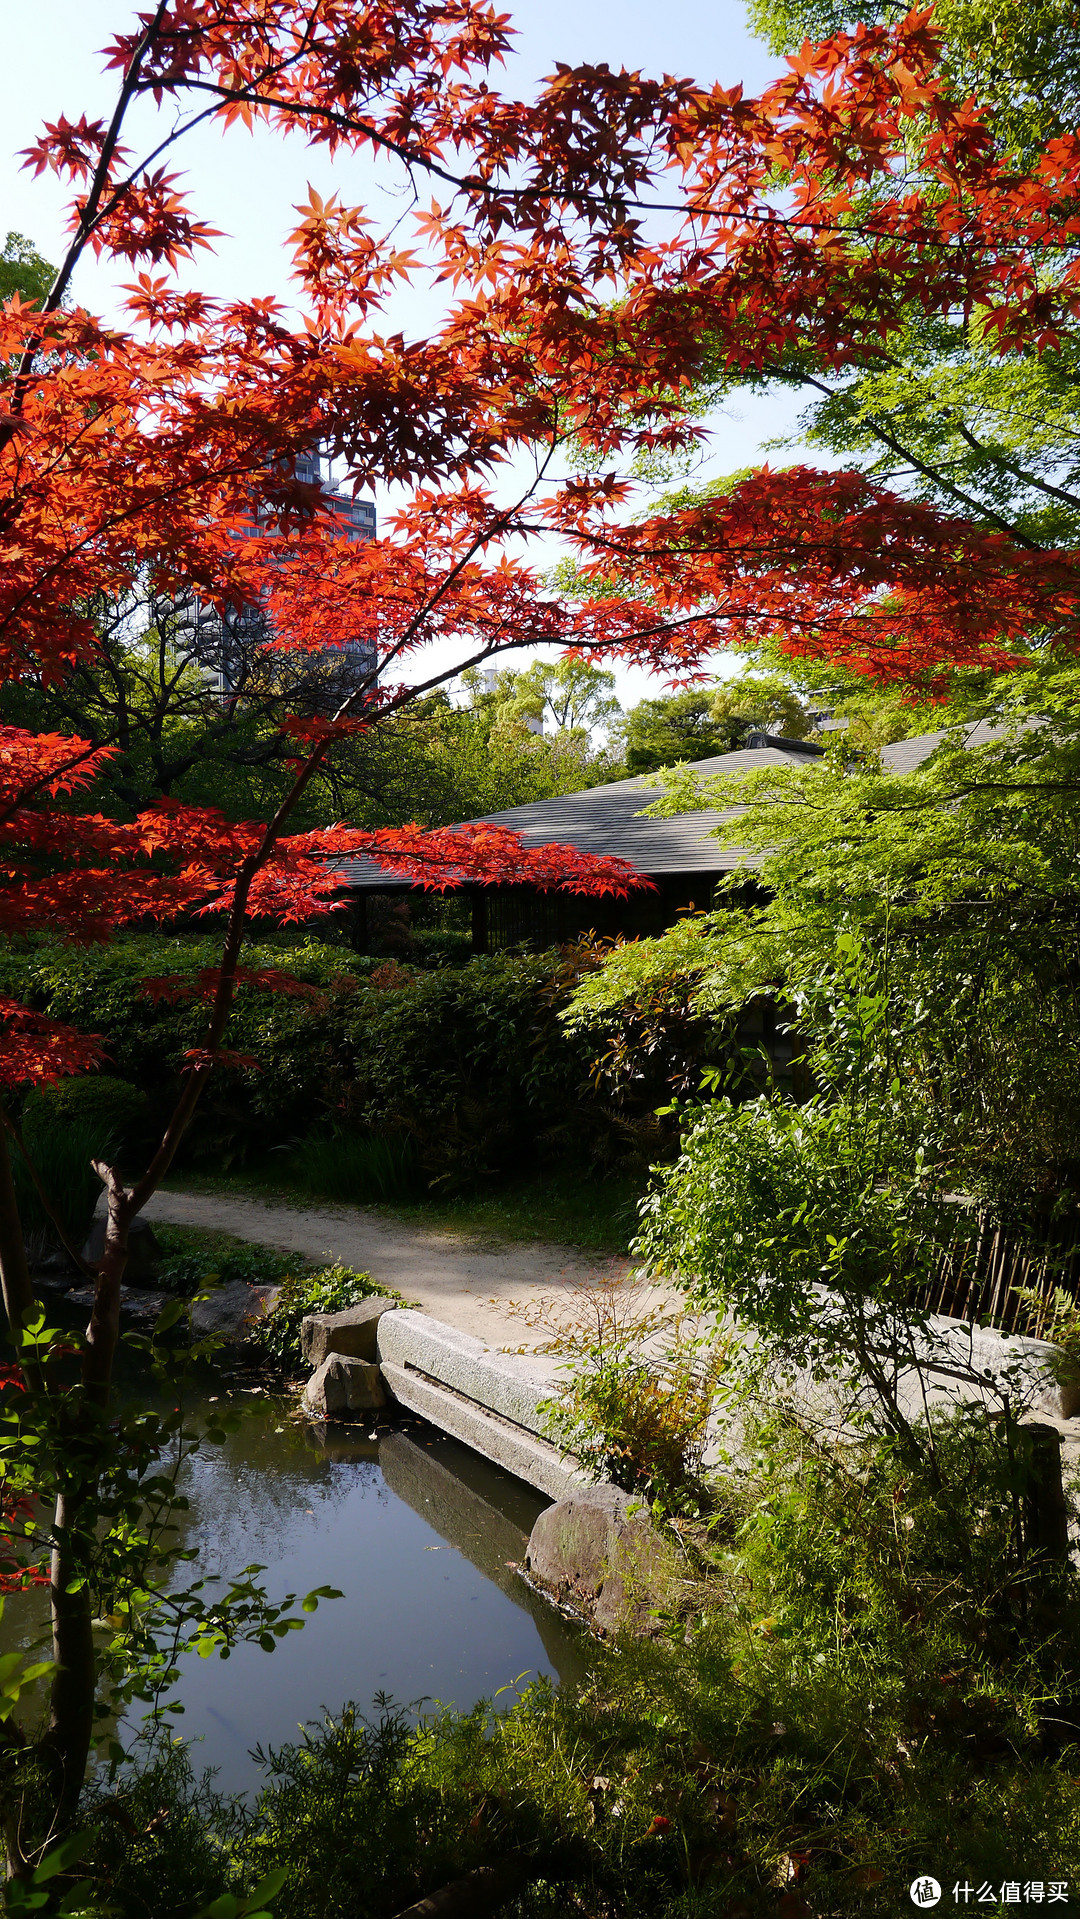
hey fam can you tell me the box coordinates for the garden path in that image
[141,1187,636,1361]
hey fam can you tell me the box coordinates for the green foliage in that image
[464,657,622,740]
[532,1278,730,1514]
[288,1129,422,1206]
[406,926,472,967]
[11,1114,118,1252]
[573,694,1080,1227]
[331,954,600,1187]
[87,1405,1080,1917]
[619,672,817,777]
[0,647,622,836]
[28,1076,150,1152]
[0,937,631,1188]
[153,1227,304,1299]
[620,688,733,775]
[0,233,54,310]
[250,1263,389,1370]
[706,671,816,744]
[635,1091,954,1449]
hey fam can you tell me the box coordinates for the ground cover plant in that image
[151,1224,392,1372]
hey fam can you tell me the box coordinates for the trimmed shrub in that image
[27,1074,150,1154]
[0,933,673,1186]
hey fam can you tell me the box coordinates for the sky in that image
[0,1,811,721]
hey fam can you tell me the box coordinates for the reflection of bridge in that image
[378,1429,587,1689]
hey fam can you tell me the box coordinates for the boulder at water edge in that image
[525,1483,684,1636]
[305,1352,388,1419]
[190,1279,273,1344]
[300,1297,397,1368]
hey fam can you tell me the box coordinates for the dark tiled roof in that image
[336,724,1005,889]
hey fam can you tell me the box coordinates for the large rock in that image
[300,1297,396,1369]
[190,1279,272,1343]
[82,1217,162,1285]
[525,1484,683,1636]
[304,1353,387,1420]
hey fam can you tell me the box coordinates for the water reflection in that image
[148,1398,586,1792]
[0,1394,586,1798]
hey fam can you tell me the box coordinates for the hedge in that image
[0,934,622,1186]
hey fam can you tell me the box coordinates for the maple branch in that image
[0,740,111,832]
[794,372,1047,551]
[2,0,173,442]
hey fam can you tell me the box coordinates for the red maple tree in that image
[2,0,1080,1840]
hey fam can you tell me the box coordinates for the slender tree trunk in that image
[40,1493,96,1825]
[36,1171,136,1816]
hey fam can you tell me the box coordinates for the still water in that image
[7,1393,587,1797]
[165,1398,586,1791]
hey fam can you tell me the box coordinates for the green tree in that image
[621,690,732,775]
[621,675,817,776]
[707,672,815,744]
[473,657,622,740]
[570,657,1080,1226]
[0,235,53,310]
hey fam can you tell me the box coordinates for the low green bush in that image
[250,1261,393,1370]
[528,1278,731,1515]
[408,927,472,967]
[0,934,641,1188]
[28,1073,149,1150]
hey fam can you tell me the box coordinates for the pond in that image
[6,1389,588,1798]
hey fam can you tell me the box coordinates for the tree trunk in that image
[39,1493,96,1825]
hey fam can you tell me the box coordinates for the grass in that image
[380,1169,645,1254]
[160,1164,647,1256]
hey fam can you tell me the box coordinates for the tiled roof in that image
[335,724,1007,889]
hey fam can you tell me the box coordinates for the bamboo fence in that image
[913,1207,1080,1337]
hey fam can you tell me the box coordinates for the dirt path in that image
[142,1187,633,1359]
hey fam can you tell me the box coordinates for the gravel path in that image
[142,1187,633,1358]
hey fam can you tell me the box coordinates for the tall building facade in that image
[171,447,377,708]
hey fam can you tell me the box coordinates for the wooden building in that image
[335,723,987,953]
[337,735,824,952]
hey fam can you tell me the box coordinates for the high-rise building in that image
[169,447,377,708]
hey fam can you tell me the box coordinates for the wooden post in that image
[471,889,487,954]
[1023,1423,1070,1562]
